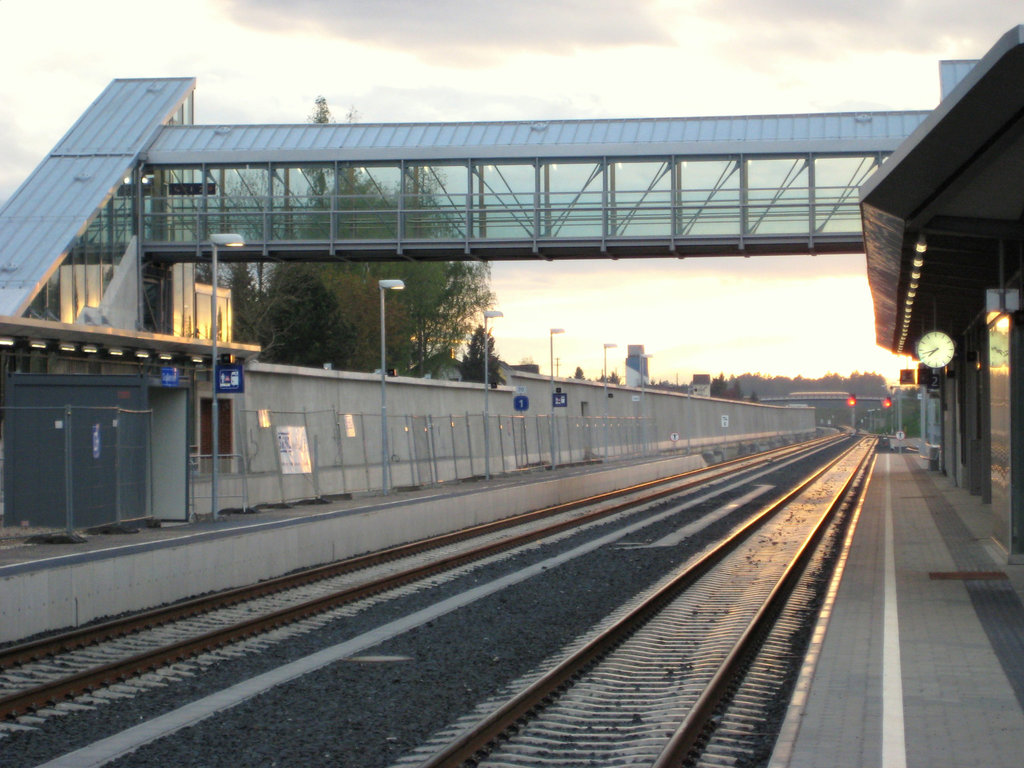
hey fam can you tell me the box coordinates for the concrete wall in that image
[199,361,815,514]
[1,454,705,643]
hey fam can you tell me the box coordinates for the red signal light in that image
[883,397,892,409]
[846,395,857,407]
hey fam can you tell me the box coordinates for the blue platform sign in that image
[513,394,529,412]
[216,364,244,393]
[160,366,180,387]
[552,392,568,408]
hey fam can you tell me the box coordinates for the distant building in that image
[690,374,711,397]
[625,345,649,387]
[510,363,540,375]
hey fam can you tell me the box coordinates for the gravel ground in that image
[0,444,848,768]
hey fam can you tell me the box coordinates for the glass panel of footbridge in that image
[607,160,673,237]
[470,162,537,239]
[270,165,334,241]
[337,164,400,240]
[745,156,811,236]
[813,155,881,234]
[203,166,268,243]
[538,161,603,238]
[403,163,469,240]
[143,167,204,243]
[675,158,742,237]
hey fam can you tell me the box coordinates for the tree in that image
[309,95,334,124]
[459,325,504,384]
[573,366,585,380]
[710,373,727,398]
[402,261,494,378]
[260,264,356,367]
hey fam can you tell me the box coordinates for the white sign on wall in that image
[721,415,730,428]
[343,413,357,438]
[276,426,312,475]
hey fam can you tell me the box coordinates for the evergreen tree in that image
[459,325,504,384]
[573,366,585,380]
[261,264,356,367]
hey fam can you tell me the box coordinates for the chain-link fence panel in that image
[2,406,151,531]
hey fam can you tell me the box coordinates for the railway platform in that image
[770,450,1024,768]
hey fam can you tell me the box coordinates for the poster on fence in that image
[275,426,312,474]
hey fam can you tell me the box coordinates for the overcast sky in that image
[1,1,1020,383]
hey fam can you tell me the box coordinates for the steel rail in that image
[0,435,834,671]
[651,441,875,767]
[0,437,843,719]
[413,437,868,768]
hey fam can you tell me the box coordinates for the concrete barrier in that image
[0,453,705,644]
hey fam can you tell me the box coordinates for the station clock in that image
[916,330,955,368]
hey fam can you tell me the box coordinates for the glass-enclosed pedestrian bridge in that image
[0,75,931,331]
[140,111,929,263]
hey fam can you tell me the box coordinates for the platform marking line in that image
[883,453,908,768]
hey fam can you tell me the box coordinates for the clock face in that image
[916,330,955,368]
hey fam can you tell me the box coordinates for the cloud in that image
[695,0,1022,62]
[217,0,672,64]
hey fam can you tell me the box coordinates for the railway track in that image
[396,437,874,768]
[0,437,844,725]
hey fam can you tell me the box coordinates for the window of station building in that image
[813,155,880,234]
[26,179,134,324]
[538,162,603,238]
[166,92,194,126]
[470,162,535,239]
[271,165,334,241]
[676,159,741,236]
[403,164,468,240]
[745,157,810,235]
[194,281,232,343]
[171,262,197,338]
[607,161,672,238]
[337,164,400,240]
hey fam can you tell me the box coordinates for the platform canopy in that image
[861,26,1024,355]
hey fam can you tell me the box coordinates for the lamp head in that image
[604,342,618,349]
[210,233,245,247]
[484,310,504,319]
[379,279,405,290]
[550,328,565,335]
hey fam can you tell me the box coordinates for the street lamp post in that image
[379,279,405,494]
[640,353,653,457]
[549,328,565,469]
[208,233,244,521]
[483,309,503,480]
[603,343,617,461]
